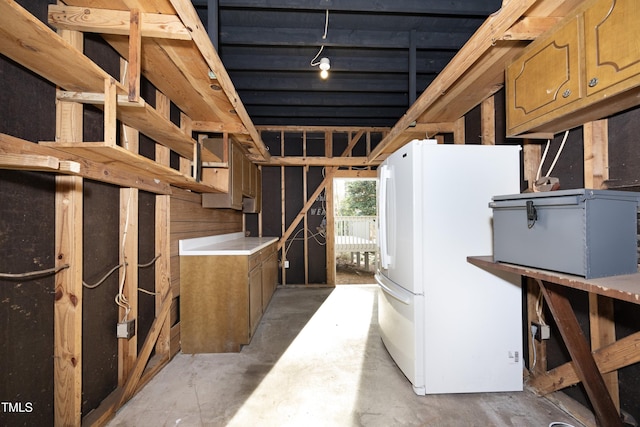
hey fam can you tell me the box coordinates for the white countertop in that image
[179,232,279,256]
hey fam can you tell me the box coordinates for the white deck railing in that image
[335,216,377,253]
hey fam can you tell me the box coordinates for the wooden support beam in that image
[523,141,542,191]
[530,330,640,395]
[54,175,83,427]
[118,188,139,385]
[191,120,249,134]
[583,119,618,410]
[104,78,117,146]
[127,9,141,103]
[481,96,495,145]
[257,156,374,167]
[537,280,622,427]
[0,153,80,173]
[501,16,563,40]
[155,91,172,359]
[48,5,192,40]
[56,91,145,107]
[453,116,465,144]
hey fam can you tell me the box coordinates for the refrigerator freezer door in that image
[375,273,426,395]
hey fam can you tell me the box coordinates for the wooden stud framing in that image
[119,59,140,384]
[481,96,496,145]
[127,9,141,103]
[54,175,83,427]
[54,27,84,427]
[583,119,618,410]
[118,187,139,384]
[155,91,172,360]
[454,116,465,144]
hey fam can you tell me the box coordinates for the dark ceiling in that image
[193,0,503,128]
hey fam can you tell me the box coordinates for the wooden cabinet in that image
[180,241,278,353]
[506,16,582,134]
[202,141,262,212]
[584,0,640,97]
[506,0,640,137]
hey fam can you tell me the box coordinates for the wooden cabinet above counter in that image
[506,0,640,137]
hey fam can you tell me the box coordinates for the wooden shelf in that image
[467,256,640,305]
[40,142,225,193]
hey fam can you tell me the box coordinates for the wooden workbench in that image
[467,256,638,427]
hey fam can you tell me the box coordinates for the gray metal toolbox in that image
[490,189,640,279]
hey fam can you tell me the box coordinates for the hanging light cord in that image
[310,10,329,66]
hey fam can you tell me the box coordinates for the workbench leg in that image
[537,279,622,427]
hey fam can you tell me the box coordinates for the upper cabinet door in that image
[506,16,583,134]
[584,0,640,96]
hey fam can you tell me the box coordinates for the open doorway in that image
[333,178,378,284]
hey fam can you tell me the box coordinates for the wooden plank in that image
[38,142,224,193]
[127,9,141,103]
[537,280,622,427]
[54,175,83,427]
[48,5,191,40]
[0,134,167,193]
[104,78,118,145]
[325,169,336,286]
[0,153,59,171]
[57,90,145,107]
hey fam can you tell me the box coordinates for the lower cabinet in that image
[180,242,279,353]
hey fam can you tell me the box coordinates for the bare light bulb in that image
[319,57,330,79]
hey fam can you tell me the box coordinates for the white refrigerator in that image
[376,139,523,395]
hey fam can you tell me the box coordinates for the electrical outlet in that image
[117,319,136,340]
[531,322,550,341]
[284,260,290,268]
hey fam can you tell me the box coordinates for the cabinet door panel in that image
[585,0,640,96]
[506,17,582,132]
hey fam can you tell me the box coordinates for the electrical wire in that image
[536,130,569,181]
[0,264,69,280]
[310,10,329,66]
[115,190,133,322]
[83,263,127,289]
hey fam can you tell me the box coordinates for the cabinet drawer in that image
[248,252,261,272]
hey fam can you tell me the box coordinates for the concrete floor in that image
[107,285,584,427]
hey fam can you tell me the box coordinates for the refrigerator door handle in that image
[378,164,392,269]
[375,272,412,305]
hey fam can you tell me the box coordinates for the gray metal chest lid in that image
[491,188,640,206]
